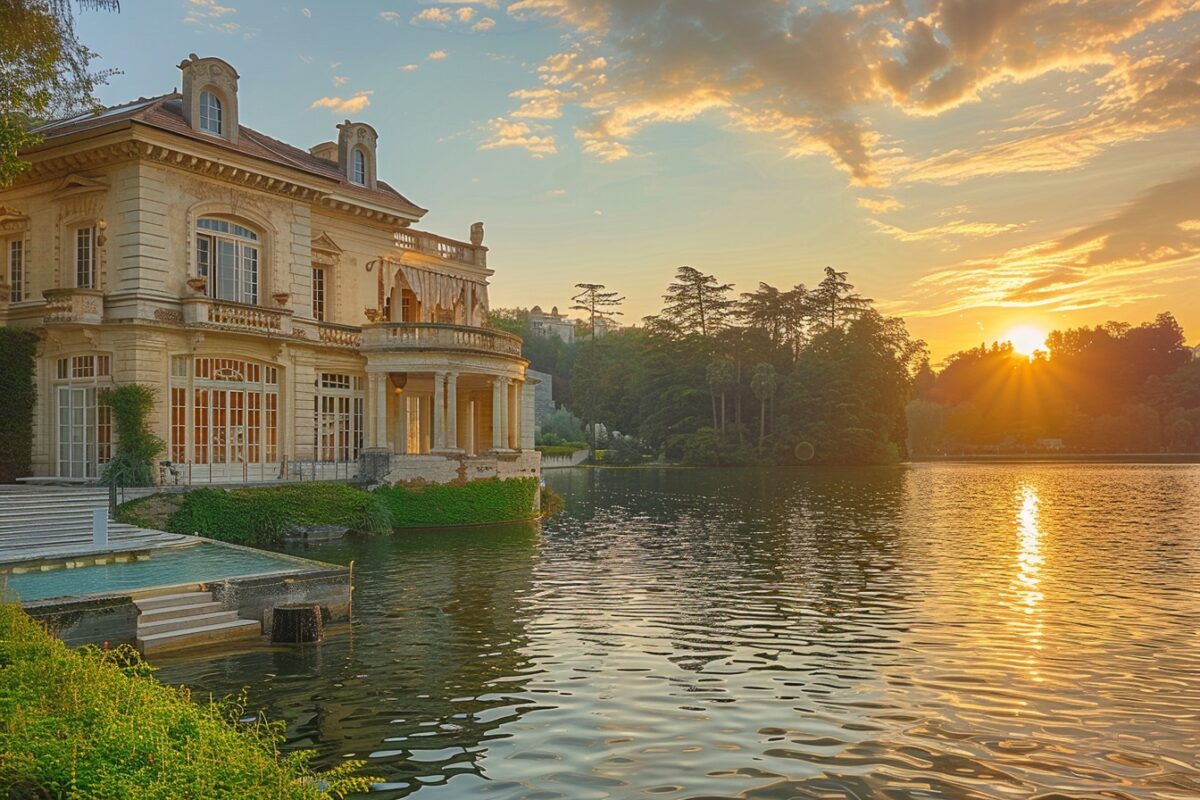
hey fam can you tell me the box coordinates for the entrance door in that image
[57,386,97,478]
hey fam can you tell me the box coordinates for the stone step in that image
[138,610,240,635]
[138,619,262,656]
[134,591,214,611]
[137,601,224,624]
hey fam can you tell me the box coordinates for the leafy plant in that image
[0,329,37,482]
[99,384,165,487]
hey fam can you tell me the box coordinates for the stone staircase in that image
[134,587,262,655]
[0,488,187,563]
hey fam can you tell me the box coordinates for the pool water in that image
[4,542,310,602]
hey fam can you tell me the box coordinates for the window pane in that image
[200,91,223,134]
[241,245,258,305]
[196,235,210,280]
[75,227,95,288]
[216,240,238,301]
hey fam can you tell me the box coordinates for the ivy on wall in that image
[0,329,38,482]
[99,384,164,488]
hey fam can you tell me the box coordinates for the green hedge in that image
[0,329,37,483]
[120,478,540,546]
[0,605,371,799]
[535,444,588,458]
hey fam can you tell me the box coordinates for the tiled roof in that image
[30,94,425,215]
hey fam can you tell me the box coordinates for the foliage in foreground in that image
[118,479,541,545]
[0,328,38,482]
[0,604,371,799]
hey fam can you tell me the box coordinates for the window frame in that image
[312,265,327,321]
[199,90,223,135]
[7,238,24,302]
[195,216,261,305]
[74,225,97,289]
[351,148,367,186]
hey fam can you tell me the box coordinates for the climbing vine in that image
[0,328,38,482]
[99,384,164,487]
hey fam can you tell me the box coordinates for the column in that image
[510,380,522,450]
[445,372,459,450]
[373,374,388,449]
[491,378,505,450]
[397,392,408,454]
[432,372,446,451]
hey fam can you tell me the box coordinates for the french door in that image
[57,386,97,478]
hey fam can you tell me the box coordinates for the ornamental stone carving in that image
[179,54,240,144]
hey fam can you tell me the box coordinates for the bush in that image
[0,604,372,799]
[604,434,645,465]
[536,444,588,457]
[0,329,37,483]
[679,428,759,467]
[100,384,166,488]
[123,479,539,545]
[538,408,586,444]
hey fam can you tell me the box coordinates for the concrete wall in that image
[382,450,541,486]
[205,567,352,636]
[23,594,140,648]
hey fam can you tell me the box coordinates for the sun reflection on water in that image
[1015,485,1045,678]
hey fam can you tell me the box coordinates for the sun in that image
[1004,325,1047,358]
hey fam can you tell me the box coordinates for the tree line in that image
[492,265,927,466]
[907,313,1200,455]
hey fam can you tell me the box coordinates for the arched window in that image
[195,217,259,305]
[199,90,223,135]
[352,148,367,185]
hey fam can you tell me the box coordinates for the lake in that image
[156,464,1200,799]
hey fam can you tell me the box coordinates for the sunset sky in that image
[78,0,1200,359]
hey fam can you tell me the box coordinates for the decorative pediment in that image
[54,173,108,198]
[0,205,28,222]
[0,205,29,234]
[311,231,343,267]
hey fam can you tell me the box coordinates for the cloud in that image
[490,0,1199,185]
[473,17,496,31]
[379,10,401,23]
[546,188,567,197]
[868,217,1025,247]
[479,118,558,157]
[411,7,452,25]
[857,195,903,214]
[182,0,239,32]
[399,64,420,72]
[428,50,447,60]
[332,75,348,87]
[301,7,310,17]
[309,91,374,114]
[455,6,475,23]
[892,170,1200,317]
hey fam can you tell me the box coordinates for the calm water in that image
[156,465,1200,799]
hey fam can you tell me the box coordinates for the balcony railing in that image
[317,321,363,348]
[181,296,291,335]
[361,323,522,357]
[42,288,104,325]
[393,229,487,268]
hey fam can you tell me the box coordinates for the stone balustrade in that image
[181,296,292,334]
[42,288,104,325]
[360,322,523,357]
[317,322,363,348]
[393,229,487,268]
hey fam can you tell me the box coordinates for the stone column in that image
[432,372,446,451]
[374,374,388,449]
[491,377,506,451]
[397,392,408,454]
[510,380,522,450]
[445,372,459,451]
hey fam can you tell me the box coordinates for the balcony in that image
[360,323,522,358]
[42,288,104,325]
[181,296,292,335]
[393,229,487,269]
[317,321,363,349]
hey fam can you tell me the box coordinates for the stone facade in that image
[0,55,538,486]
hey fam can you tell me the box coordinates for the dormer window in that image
[199,90,223,135]
[352,148,367,186]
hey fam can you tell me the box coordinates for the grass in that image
[0,604,372,799]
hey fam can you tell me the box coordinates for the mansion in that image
[0,55,538,486]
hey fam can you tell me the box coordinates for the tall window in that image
[196,217,259,305]
[312,266,326,321]
[199,90,223,135]
[171,356,279,467]
[75,226,96,288]
[7,239,23,302]
[316,373,364,461]
[54,354,112,479]
[351,148,367,185]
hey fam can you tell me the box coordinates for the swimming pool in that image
[4,542,311,602]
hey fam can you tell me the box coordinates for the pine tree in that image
[810,267,871,333]
[646,265,735,340]
[570,283,625,341]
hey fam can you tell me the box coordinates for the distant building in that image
[529,305,576,343]
[1192,344,1200,360]
[592,315,623,337]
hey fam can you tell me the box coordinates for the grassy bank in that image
[0,605,369,799]
[118,479,542,546]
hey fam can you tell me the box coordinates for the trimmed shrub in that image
[373,478,539,528]
[0,604,372,798]
[0,328,37,482]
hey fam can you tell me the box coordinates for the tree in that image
[810,267,871,334]
[750,362,777,450]
[905,399,944,456]
[570,283,625,340]
[705,358,735,432]
[1,0,119,186]
[646,265,735,340]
